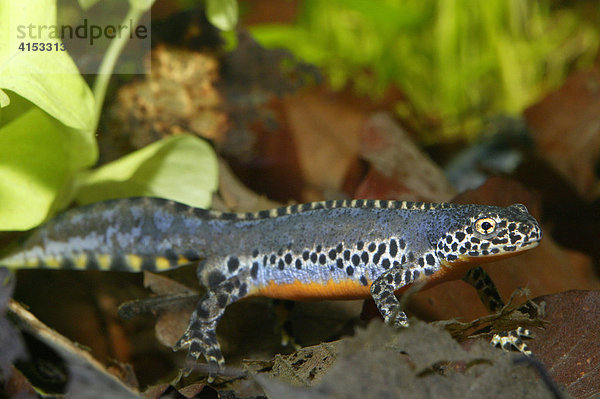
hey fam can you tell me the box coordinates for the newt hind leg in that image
[174,266,251,380]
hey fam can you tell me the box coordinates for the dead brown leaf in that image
[355,113,456,202]
[269,342,338,387]
[524,67,600,200]
[256,321,572,399]
[528,290,600,399]
[216,158,282,213]
[283,88,367,199]
[7,300,142,398]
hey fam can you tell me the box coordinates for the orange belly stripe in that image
[254,279,373,300]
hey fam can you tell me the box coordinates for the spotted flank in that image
[0,197,542,381]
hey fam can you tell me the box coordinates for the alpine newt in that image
[0,198,543,378]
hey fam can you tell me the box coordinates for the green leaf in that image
[129,0,155,11]
[0,89,8,107]
[0,106,97,231]
[77,0,102,10]
[0,0,95,130]
[75,135,218,209]
[206,0,238,31]
[128,0,156,12]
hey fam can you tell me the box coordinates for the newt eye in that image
[475,217,496,235]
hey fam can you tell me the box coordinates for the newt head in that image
[431,203,542,269]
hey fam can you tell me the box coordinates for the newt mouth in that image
[520,239,540,249]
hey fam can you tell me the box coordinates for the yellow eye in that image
[475,217,496,235]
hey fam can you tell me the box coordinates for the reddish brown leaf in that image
[283,88,367,199]
[144,383,211,399]
[529,290,600,398]
[524,67,600,200]
[354,169,421,201]
[143,272,197,297]
[354,113,456,202]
